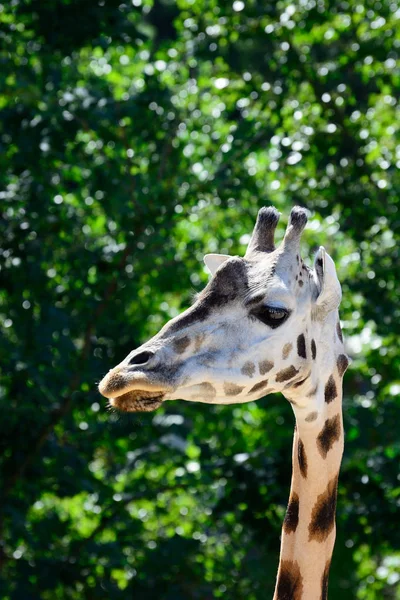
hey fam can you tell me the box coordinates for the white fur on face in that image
[153,256,319,406]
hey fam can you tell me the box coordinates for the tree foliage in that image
[0,0,399,598]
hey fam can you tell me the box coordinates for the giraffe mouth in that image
[108,389,165,412]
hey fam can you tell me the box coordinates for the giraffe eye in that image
[251,306,289,329]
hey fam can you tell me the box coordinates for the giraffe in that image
[99,206,349,599]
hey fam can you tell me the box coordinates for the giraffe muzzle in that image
[98,365,172,412]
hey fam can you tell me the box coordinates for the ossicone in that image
[282,206,308,251]
[246,206,280,255]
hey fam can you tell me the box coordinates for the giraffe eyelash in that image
[249,306,290,329]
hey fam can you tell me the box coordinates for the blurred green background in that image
[1,0,399,598]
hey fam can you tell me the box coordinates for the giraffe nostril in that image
[128,350,154,366]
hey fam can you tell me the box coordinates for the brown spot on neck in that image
[298,438,308,478]
[283,492,299,534]
[282,342,293,360]
[337,354,349,377]
[259,360,274,375]
[275,560,303,600]
[321,559,331,600]
[276,365,299,383]
[241,361,256,377]
[308,475,338,542]
[324,376,337,403]
[305,410,318,423]
[317,415,341,458]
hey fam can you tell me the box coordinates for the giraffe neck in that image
[273,317,347,600]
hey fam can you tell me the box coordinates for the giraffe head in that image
[99,206,344,413]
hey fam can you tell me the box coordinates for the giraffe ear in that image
[313,247,342,315]
[203,254,231,275]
